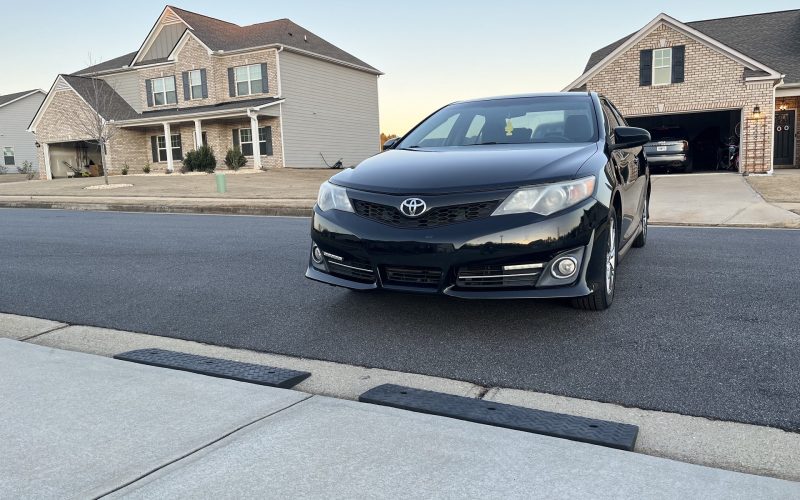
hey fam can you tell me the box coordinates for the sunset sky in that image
[2,0,797,134]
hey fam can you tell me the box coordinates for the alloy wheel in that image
[606,218,616,295]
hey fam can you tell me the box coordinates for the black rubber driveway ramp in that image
[360,384,638,451]
[114,348,310,388]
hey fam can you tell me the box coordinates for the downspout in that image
[276,45,286,167]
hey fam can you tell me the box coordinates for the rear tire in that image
[632,200,648,248]
[571,208,618,311]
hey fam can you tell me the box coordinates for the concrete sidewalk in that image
[649,173,800,228]
[1,339,797,499]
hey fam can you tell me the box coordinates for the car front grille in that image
[327,258,375,283]
[352,199,501,229]
[456,265,543,288]
[383,266,442,287]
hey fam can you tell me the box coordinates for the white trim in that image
[0,89,45,110]
[42,143,52,180]
[277,102,286,168]
[133,6,192,65]
[167,30,213,60]
[563,13,782,91]
[651,47,672,86]
[776,87,800,97]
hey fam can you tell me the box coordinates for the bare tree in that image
[71,55,122,185]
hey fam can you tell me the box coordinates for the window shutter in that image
[639,49,653,87]
[228,68,236,97]
[232,129,240,150]
[145,79,153,107]
[260,63,269,94]
[171,76,178,104]
[200,68,208,98]
[671,45,685,84]
[182,72,190,100]
[260,126,273,156]
[150,136,158,162]
[175,135,183,160]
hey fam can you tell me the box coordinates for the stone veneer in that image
[582,22,776,174]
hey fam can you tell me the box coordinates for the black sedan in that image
[306,92,651,310]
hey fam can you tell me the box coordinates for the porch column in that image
[41,143,52,180]
[194,119,203,149]
[249,112,262,170]
[163,122,174,173]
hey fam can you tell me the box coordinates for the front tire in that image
[632,200,648,248]
[571,208,618,311]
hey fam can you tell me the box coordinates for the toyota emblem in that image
[400,198,427,217]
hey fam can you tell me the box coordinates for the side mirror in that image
[382,137,401,151]
[610,127,650,151]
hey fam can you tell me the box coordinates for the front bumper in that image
[305,198,608,299]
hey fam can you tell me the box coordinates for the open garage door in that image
[627,110,741,172]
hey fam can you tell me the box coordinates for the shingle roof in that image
[138,96,281,119]
[0,89,43,108]
[61,75,139,121]
[582,9,800,83]
[73,6,379,75]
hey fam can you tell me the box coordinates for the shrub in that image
[18,160,36,180]
[142,164,151,174]
[121,164,129,175]
[224,148,247,171]
[0,164,6,174]
[182,145,216,173]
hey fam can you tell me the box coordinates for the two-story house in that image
[565,10,800,174]
[28,6,381,179]
[0,90,45,172]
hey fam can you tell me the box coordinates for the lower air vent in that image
[456,264,542,288]
[384,266,442,287]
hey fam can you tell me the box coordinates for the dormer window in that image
[151,76,177,106]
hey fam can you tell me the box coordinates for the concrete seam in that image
[93,394,314,499]
[19,323,71,342]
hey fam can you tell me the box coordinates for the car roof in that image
[451,92,594,105]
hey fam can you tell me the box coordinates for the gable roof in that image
[60,75,139,121]
[0,89,45,109]
[73,5,379,76]
[581,9,800,84]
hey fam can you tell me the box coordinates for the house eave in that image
[214,43,383,75]
[0,89,45,111]
[115,99,285,127]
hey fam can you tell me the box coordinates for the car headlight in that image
[317,182,354,213]
[492,177,596,216]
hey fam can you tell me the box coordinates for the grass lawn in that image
[747,171,800,203]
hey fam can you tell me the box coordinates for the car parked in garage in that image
[643,127,692,172]
[306,92,651,310]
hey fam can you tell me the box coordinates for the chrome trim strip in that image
[328,260,373,273]
[502,263,544,271]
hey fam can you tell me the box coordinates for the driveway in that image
[649,172,800,227]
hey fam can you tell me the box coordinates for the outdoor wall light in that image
[35,142,41,148]
[778,104,788,111]
[752,105,762,119]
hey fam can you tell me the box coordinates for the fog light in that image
[311,245,324,264]
[552,257,578,279]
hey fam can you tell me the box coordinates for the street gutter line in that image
[94,394,314,499]
[19,323,71,342]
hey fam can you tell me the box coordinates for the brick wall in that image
[137,41,279,112]
[583,22,775,173]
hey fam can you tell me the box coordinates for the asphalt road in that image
[1,208,798,431]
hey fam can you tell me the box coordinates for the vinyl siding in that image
[142,23,185,61]
[0,93,45,170]
[100,71,142,112]
[279,51,379,168]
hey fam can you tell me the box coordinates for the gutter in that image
[116,99,285,127]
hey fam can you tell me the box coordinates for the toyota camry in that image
[306,92,651,310]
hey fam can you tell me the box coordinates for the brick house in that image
[28,6,381,179]
[564,11,800,174]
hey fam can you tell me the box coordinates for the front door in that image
[774,110,795,166]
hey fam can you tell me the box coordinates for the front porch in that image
[111,98,285,175]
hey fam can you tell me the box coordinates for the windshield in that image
[398,96,598,149]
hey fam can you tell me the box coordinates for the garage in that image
[627,109,741,172]
[47,141,103,178]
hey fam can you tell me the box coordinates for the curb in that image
[0,200,313,217]
[650,221,800,229]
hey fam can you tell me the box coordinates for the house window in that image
[189,70,203,100]
[234,64,263,96]
[152,77,177,106]
[155,134,182,161]
[238,128,271,156]
[652,48,672,86]
[3,147,14,166]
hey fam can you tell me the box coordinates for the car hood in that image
[330,143,599,195]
